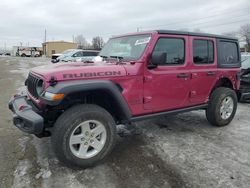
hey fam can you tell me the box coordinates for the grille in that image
[27,73,41,99]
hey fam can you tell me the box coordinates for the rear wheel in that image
[51,104,116,168]
[206,87,237,126]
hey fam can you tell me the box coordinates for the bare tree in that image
[92,36,104,50]
[239,24,250,46]
[75,34,89,49]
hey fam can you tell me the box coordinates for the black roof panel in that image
[157,30,238,40]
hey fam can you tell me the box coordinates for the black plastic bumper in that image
[8,95,44,134]
[240,92,250,101]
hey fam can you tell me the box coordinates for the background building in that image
[42,41,77,57]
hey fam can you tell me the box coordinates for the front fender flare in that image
[41,80,132,121]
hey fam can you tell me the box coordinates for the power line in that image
[197,18,250,29]
[144,16,250,30]
[140,7,250,30]
[98,6,250,38]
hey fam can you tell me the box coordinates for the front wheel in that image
[206,87,237,127]
[51,104,116,168]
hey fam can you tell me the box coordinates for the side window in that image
[220,41,239,64]
[91,52,99,56]
[82,52,90,56]
[152,38,185,65]
[193,40,214,64]
[73,51,82,57]
[82,52,98,56]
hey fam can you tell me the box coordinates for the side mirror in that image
[151,52,167,65]
[148,52,167,69]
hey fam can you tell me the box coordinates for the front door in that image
[143,35,191,112]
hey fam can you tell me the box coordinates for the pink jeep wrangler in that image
[9,30,241,168]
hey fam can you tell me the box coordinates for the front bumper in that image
[8,95,44,134]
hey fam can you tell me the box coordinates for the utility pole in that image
[4,42,6,52]
[137,27,140,32]
[44,29,47,43]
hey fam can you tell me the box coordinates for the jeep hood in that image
[31,61,127,81]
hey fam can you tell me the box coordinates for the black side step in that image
[130,104,207,122]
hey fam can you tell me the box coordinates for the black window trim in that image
[192,39,215,65]
[151,36,186,66]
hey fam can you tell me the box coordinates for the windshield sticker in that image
[135,37,151,46]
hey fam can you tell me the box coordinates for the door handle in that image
[177,73,189,78]
[206,71,216,76]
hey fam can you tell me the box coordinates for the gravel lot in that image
[0,56,250,188]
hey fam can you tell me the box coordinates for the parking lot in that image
[0,56,250,188]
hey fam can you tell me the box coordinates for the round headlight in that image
[36,79,44,95]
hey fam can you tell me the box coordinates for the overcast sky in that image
[0,0,249,49]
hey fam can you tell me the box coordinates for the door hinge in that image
[189,91,197,98]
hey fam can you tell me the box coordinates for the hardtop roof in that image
[157,30,238,40]
[111,30,238,41]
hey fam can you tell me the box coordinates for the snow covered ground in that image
[0,56,250,188]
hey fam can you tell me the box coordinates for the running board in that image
[130,104,208,122]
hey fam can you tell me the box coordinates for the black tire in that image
[21,53,26,57]
[206,87,237,127]
[51,104,116,168]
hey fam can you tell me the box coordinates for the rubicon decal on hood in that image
[63,71,122,79]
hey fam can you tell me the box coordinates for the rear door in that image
[143,35,191,112]
[188,36,217,105]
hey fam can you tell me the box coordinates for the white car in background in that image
[51,49,75,63]
[53,49,99,63]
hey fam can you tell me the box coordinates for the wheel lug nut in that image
[84,142,88,145]
[85,131,89,136]
[81,137,85,141]
[90,140,94,143]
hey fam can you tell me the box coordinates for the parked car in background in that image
[0,52,11,56]
[241,54,250,61]
[239,57,250,102]
[52,49,99,63]
[16,47,40,57]
[51,49,75,63]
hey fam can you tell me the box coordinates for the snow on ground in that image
[1,56,250,188]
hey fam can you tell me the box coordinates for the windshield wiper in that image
[109,55,124,60]
[99,55,108,59]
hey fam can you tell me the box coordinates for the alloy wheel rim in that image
[69,120,107,159]
[220,96,234,120]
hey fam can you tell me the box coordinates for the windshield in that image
[59,50,80,59]
[242,58,250,69]
[62,49,75,54]
[99,34,151,60]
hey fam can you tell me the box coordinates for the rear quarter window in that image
[217,39,241,68]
